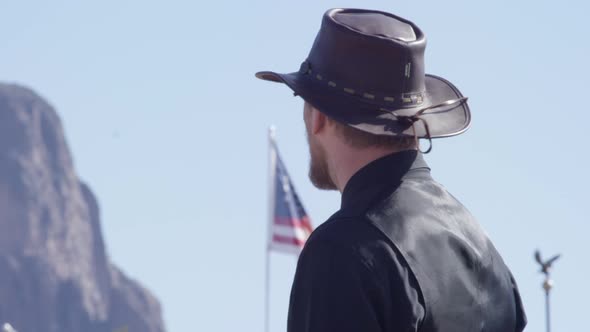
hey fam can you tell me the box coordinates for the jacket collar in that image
[340,150,430,212]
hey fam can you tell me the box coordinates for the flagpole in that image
[265,248,271,332]
[265,126,277,332]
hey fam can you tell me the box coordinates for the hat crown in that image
[332,11,417,42]
[254,8,471,140]
[306,9,426,100]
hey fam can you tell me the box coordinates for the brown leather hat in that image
[256,8,471,141]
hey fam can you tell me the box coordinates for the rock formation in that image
[0,84,165,332]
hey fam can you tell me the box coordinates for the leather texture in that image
[366,154,527,331]
[287,151,527,332]
[256,8,471,139]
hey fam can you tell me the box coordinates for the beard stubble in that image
[307,131,338,191]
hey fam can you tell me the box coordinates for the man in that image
[256,8,527,332]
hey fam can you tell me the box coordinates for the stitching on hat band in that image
[299,60,424,106]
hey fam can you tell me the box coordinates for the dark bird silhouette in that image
[535,250,561,275]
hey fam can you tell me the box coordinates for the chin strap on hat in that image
[396,113,433,154]
[381,97,468,154]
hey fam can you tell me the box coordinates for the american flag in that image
[268,136,313,255]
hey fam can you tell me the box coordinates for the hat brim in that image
[255,70,471,139]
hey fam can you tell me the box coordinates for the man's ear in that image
[311,106,327,135]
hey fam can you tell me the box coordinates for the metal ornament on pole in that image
[534,250,561,332]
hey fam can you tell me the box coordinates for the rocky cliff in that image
[0,84,165,332]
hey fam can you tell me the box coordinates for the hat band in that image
[299,60,425,107]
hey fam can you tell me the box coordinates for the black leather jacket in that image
[287,150,526,332]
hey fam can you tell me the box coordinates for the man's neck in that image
[330,147,417,193]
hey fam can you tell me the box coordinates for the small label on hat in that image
[405,63,412,78]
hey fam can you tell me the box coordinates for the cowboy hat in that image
[256,8,471,142]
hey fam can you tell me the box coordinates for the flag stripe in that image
[274,216,313,233]
[272,224,311,240]
[272,234,306,247]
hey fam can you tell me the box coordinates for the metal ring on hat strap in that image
[379,97,469,154]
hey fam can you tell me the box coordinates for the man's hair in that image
[331,119,417,150]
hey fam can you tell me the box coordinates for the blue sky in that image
[1,1,589,331]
